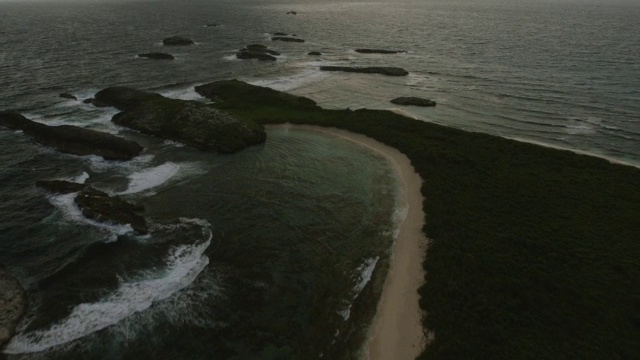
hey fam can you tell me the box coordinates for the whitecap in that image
[4,222,212,354]
[119,162,206,196]
[338,257,379,321]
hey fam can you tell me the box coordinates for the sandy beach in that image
[268,124,428,360]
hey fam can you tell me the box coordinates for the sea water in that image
[1,0,639,358]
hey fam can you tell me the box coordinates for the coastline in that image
[267,124,428,360]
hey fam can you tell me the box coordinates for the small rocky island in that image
[36,180,148,234]
[92,87,266,153]
[0,111,143,160]
[236,44,280,61]
[162,36,195,46]
[320,66,409,76]
[271,36,304,43]
[391,97,436,107]
[59,92,77,100]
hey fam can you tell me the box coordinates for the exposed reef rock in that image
[271,36,304,43]
[138,52,175,60]
[93,87,266,153]
[308,51,322,56]
[0,266,26,350]
[162,36,195,46]
[236,44,280,61]
[0,111,143,160]
[36,180,148,234]
[94,87,164,111]
[355,49,406,54]
[391,96,436,107]
[319,66,409,76]
[59,92,77,100]
[195,80,319,110]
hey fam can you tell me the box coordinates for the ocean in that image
[0,0,639,358]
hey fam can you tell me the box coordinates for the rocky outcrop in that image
[236,44,280,61]
[0,111,143,160]
[138,52,175,60]
[94,87,164,111]
[59,93,77,100]
[286,11,297,15]
[162,36,194,46]
[0,266,26,350]
[319,66,409,76]
[195,80,319,111]
[205,23,220,27]
[93,87,266,153]
[271,36,304,43]
[36,180,148,234]
[391,97,436,107]
[308,51,322,56]
[355,49,406,54]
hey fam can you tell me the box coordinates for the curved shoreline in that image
[267,124,428,360]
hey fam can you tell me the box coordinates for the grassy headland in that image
[199,80,640,360]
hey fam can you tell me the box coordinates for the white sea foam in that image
[119,162,180,195]
[88,154,155,172]
[246,68,329,92]
[119,161,206,195]
[158,87,205,101]
[163,139,186,147]
[4,223,212,354]
[338,257,379,321]
[73,172,90,184]
[222,54,240,61]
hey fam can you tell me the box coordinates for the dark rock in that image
[286,11,297,15]
[83,98,109,107]
[0,111,143,160]
[37,180,148,234]
[94,87,164,111]
[0,266,26,349]
[272,32,288,36]
[271,36,304,43]
[205,23,220,27]
[59,92,77,100]
[246,44,268,50]
[236,51,277,61]
[308,51,322,56]
[390,96,436,107]
[94,86,266,153]
[319,66,409,76]
[195,80,319,111]
[76,187,147,234]
[162,36,195,46]
[237,44,280,60]
[241,45,280,55]
[355,49,406,54]
[138,52,175,60]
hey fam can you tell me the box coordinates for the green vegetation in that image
[203,80,640,360]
